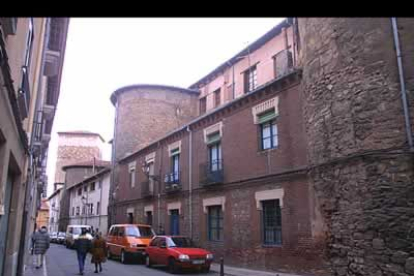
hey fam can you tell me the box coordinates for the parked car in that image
[50,232,58,243]
[106,224,155,264]
[65,225,93,249]
[57,232,66,244]
[145,236,213,273]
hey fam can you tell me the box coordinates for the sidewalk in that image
[23,254,46,276]
[210,263,308,276]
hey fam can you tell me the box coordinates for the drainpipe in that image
[157,141,162,234]
[391,17,414,151]
[186,126,193,238]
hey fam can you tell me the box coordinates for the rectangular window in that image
[148,161,154,193]
[98,180,102,189]
[24,18,34,67]
[208,206,223,241]
[72,207,74,216]
[76,207,80,216]
[90,203,94,215]
[170,209,180,235]
[171,154,180,182]
[262,200,282,245]
[97,202,100,215]
[146,211,153,226]
[90,182,95,191]
[199,97,207,114]
[208,143,222,172]
[260,119,278,150]
[83,185,87,192]
[78,188,82,196]
[244,65,257,93]
[214,88,221,107]
[82,206,85,215]
[129,169,136,188]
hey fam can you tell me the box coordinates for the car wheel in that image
[168,258,179,274]
[145,255,152,267]
[121,250,127,264]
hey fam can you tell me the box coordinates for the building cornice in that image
[110,84,200,105]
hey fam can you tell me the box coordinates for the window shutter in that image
[257,110,276,124]
[171,148,180,156]
[206,132,221,145]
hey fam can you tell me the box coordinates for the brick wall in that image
[112,73,328,274]
[113,87,199,160]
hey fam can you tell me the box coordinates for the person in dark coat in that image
[32,226,50,269]
[91,233,107,273]
[74,228,92,275]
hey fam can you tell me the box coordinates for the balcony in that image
[200,160,224,187]
[141,181,154,198]
[164,171,181,193]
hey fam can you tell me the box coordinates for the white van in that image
[65,225,93,249]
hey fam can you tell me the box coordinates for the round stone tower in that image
[110,84,200,161]
[298,18,414,275]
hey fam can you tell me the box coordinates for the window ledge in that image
[257,146,279,155]
[206,240,225,246]
[261,244,283,248]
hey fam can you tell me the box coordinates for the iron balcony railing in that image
[164,171,181,193]
[200,159,224,186]
[141,181,154,198]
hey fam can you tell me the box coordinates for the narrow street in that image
[25,244,218,276]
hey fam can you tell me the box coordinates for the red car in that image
[145,236,213,274]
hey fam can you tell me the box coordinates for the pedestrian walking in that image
[32,226,50,269]
[74,228,92,275]
[91,232,106,273]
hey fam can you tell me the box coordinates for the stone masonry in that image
[299,18,414,276]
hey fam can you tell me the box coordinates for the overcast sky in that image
[46,17,285,196]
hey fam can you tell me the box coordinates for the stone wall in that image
[298,17,414,276]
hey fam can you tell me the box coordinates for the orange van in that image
[106,224,155,263]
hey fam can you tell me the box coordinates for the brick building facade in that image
[109,18,414,275]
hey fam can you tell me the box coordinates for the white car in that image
[65,225,93,249]
[50,232,58,243]
[57,232,66,244]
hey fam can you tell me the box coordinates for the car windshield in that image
[58,233,65,237]
[168,237,194,248]
[125,226,154,237]
[72,227,90,235]
[125,226,139,237]
[139,226,154,237]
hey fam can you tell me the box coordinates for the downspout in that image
[186,126,193,238]
[391,18,414,151]
[157,141,162,233]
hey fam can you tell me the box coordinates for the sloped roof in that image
[57,130,105,142]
